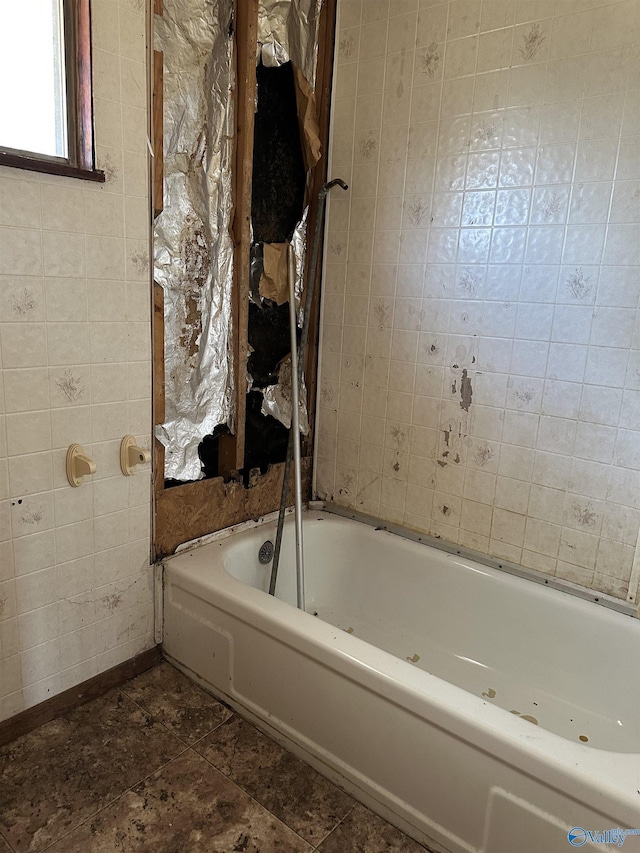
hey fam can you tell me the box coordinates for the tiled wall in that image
[317,0,640,603]
[0,0,153,722]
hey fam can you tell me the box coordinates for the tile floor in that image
[0,661,430,852]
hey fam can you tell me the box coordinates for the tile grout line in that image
[37,668,237,853]
[38,742,192,853]
[118,675,236,749]
[311,802,357,851]
[119,664,356,849]
[186,702,354,851]
[0,829,17,853]
[101,682,320,848]
[31,682,190,853]
[177,711,235,750]
[192,744,316,851]
[627,521,640,605]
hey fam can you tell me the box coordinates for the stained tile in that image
[196,716,354,845]
[123,661,232,744]
[47,750,312,853]
[0,836,12,853]
[0,690,184,853]
[318,803,428,852]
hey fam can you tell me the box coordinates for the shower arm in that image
[269,178,349,600]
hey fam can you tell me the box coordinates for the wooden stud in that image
[218,0,259,477]
[152,51,164,218]
[151,5,165,546]
[302,0,338,461]
[152,280,166,531]
[153,283,165,428]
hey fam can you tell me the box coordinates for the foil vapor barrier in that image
[258,0,323,86]
[154,0,236,482]
[292,205,308,323]
[261,356,310,434]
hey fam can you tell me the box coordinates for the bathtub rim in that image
[171,501,637,620]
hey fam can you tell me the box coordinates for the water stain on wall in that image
[438,417,467,467]
[460,369,472,412]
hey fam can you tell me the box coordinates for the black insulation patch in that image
[242,60,307,472]
[251,61,306,243]
[244,390,289,474]
[247,300,295,388]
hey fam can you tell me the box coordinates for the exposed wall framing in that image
[152,50,163,218]
[301,0,336,454]
[153,282,165,497]
[152,25,165,526]
[217,0,259,478]
[153,0,337,558]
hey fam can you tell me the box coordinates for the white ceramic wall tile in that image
[0,4,153,722]
[320,0,640,604]
[0,659,23,705]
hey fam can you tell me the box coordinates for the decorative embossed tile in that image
[0,690,183,852]
[123,661,232,744]
[318,803,429,852]
[196,716,355,845]
[47,750,312,853]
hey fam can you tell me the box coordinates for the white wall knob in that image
[120,435,151,476]
[66,444,97,487]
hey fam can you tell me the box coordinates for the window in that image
[0,0,104,182]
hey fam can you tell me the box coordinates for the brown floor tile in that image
[47,749,312,853]
[196,716,354,846]
[0,690,184,853]
[318,803,428,852]
[123,661,232,744]
[0,835,12,852]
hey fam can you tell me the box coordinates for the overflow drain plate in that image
[259,540,274,564]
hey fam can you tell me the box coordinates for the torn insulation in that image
[291,205,309,322]
[153,0,236,482]
[259,242,290,305]
[261,355,310,434]
[258,0,323,86]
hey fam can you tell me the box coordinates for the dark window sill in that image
[0,151,105,183]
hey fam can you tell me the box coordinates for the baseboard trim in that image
[0,646,163,748]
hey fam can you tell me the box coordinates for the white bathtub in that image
[162,508,640,853]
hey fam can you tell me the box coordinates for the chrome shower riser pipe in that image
[268,179,349,604]
[287,245,305,611]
